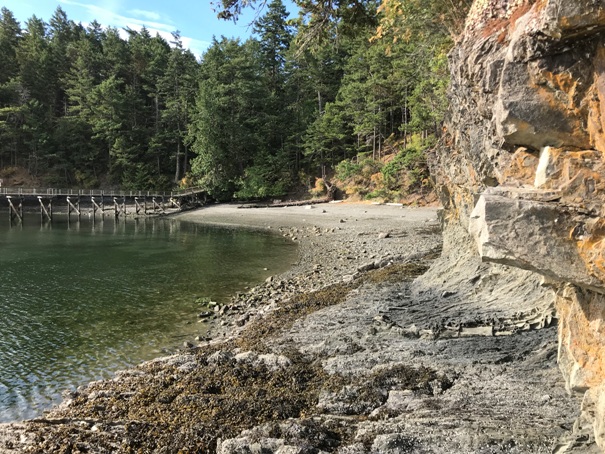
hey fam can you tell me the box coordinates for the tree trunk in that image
[174,140,181,183]
[184,143,189,176]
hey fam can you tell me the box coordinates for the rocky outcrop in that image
[435,0,605,449]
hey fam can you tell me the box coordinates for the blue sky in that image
[2,0,296,58]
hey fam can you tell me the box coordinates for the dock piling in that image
[37,196,53,222]
[4,186,206,225]
[66,196,81,221]
[7,196,23,224]
[91,196,104,218]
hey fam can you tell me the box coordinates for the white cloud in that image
[181,37,211,60]
[58,0,209,57]
[59,0,172,31]
[128,9,162,21]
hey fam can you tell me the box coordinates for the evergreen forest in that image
[0,0,471,201]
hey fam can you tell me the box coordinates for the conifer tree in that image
[188,37,265,199]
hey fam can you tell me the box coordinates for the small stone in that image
[378,232,390,239]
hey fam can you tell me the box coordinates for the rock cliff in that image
[436,0,605,448]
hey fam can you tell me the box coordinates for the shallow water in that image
[0,214,297,422]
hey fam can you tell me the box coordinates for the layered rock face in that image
[436,0,605,447]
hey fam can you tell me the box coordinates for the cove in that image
[0,214,298,422]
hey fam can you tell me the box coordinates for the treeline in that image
[0,7,197,189]
[0,0,467,198]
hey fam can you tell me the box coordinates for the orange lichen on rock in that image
[576,220,605,284]
[558,9,605,34]
[497,147,539,185]
[588,48,605,154]
[533,69,580,110]
[466,0,533,38]
[557,285,605,390]
[533,149,604,207]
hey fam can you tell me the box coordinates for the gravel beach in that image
[0,202,584,453]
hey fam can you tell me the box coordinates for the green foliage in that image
[235,161,289,200]
[381,146,426,189]
[0,0,452,200]
[188,37,266,200]
[334,136,431,202]
[335,159,361,180]
[0,7,198,189]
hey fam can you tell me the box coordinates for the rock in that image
[217,438,285,454]
[275,446,306,454]
[207,350,234,366]
[370,434,418,454]
[357,262,375,273]
[468,190,604,289]
[435,0,605,447]
[378,232,390,239]
[235,314,249,327]
[459,325,494,337]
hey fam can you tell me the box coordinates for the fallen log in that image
[238,197,332,209]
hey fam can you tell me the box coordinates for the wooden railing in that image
[0,186,205,198]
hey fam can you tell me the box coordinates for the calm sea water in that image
[0,214,297,422]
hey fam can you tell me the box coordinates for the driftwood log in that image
[239,180,336,209]
[238,197,331,209]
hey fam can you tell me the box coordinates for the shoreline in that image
[176,202,443,344]
[0,203,583,453]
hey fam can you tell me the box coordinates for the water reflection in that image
[0,213,297,422]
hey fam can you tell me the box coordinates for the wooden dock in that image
[0,187,206,224]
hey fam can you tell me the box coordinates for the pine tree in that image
[0,8,22,168]
[188,37,265,199]
[233,0,295,198]
[159,31,199,184]
[0,7,20,85]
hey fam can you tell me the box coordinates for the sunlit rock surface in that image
[438,0,605,448]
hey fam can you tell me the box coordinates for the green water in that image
[0,214,298,422]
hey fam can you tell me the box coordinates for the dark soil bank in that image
[0,203,582,453]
